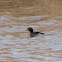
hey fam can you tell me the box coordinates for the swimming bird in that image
[26,27,44,37]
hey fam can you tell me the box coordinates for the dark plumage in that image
[26,27,44,37]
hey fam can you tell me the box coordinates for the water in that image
[0,12,62,62]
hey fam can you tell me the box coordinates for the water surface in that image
[0,12,62,62]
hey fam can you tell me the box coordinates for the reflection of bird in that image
[26,27,44,37]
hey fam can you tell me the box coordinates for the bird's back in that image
[30,32,40,37]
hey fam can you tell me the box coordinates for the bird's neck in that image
[30,30,33,33]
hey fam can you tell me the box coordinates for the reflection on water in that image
[0,12,62,62]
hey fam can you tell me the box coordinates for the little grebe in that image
[26,27,44,37]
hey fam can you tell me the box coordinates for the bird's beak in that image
[26,29,27,31]
[26,29,28,31]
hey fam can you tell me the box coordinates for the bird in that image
[26,27,44,37]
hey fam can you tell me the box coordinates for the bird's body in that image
[26,27,44,37]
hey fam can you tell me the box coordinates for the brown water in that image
[0,11,62,62]
[0,0,62,62]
